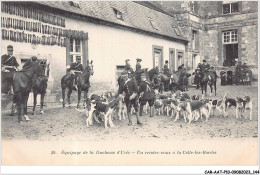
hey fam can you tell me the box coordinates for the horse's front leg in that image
[83,91,87,109]
[40,93,45,114]
[23,91,30,121]
[214,82,217,96]
[62,87,66,108]
[77,87,81,109]
[33,91,37,115]
[67,88,72,108]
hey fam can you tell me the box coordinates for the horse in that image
[147,67,159,82]
[32,60,50,115]
[169,69,191,92]
[61,60,94,108]
[12,60,46,123]
[199,70,217,96]
[135,68,148,85]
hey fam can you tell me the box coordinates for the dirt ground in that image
[1,82,258,141]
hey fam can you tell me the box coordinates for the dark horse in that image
[61,60,94,108]
[32,60,50,115]
[168,69,191,92]
[199,71,217,96]
[12,60,46,123]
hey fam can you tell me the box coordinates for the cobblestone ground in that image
[1,82,258,141]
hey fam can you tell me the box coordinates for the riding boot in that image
[139,106,143,116]
[127,113,132,126]
[136,110,142,125]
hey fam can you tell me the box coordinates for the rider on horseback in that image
[163,60,171,77]
[1,45,19,95]
[124,59,134,79]
[68,60,83,90]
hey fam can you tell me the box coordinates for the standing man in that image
[138,73,155,117]
[68,59,84,90]
[1,45,19,94]
[119,71,142,126]
[235,61,242,85]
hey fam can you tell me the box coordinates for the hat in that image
[141,73,146,78]
[165,60,169,63]
[136,58,142,62]
[203,59,206,62]
[7,45,13,51]
[31,56,37,61]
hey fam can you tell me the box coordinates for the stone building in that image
[151,1,258,78]
[1,1,188,103]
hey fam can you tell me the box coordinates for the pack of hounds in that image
[76,91,253,128]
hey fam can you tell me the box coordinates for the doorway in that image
[223,44,238,66]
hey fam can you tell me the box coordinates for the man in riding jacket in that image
[163,60,171,77]
[199,59,210,73]
[119,71,142,126]
[68,60,84,90]
[138,73,155,117]
[1,45,19,94]
[124,59,134,78]
[136,58,142,72]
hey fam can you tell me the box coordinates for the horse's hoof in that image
[10,113,14,116]
[40,111,44,115]
[33,112,36,115]
[24,115,30,121]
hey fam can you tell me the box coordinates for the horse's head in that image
[85,60,94,76]
[39,60,50,77]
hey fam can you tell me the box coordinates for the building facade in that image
[153,1,258,78]
[1,1,188,103]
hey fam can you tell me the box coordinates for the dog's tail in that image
[222,91,230,103]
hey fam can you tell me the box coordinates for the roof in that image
[33,1,188,42]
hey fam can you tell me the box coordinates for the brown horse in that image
[61,60,94,108]
[12,60,46,123]
[32,60,50,115]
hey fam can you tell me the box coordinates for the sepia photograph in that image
[1,0,259,169]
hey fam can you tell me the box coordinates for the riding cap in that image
[165,60,169,63]
[203,59,206,62]
[136,58,142,62]
[31,56,37,61]
[7,45,13,51]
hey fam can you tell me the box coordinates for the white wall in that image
[65,17,186,86]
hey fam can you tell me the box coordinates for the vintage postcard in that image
[1,0,258,168]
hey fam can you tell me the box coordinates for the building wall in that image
[65,16,186,87]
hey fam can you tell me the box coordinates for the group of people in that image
[119,62,155,126]
[235,61,251,85]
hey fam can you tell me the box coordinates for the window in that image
[173,26,181,36]
[70,38,82,63]
[69,1,80,8]
[113,8,123,20]
[149,18,158,30]
[192,30,197,50]
[153,45,163,71]
[222,30,238,44]
[223,2,239,14]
